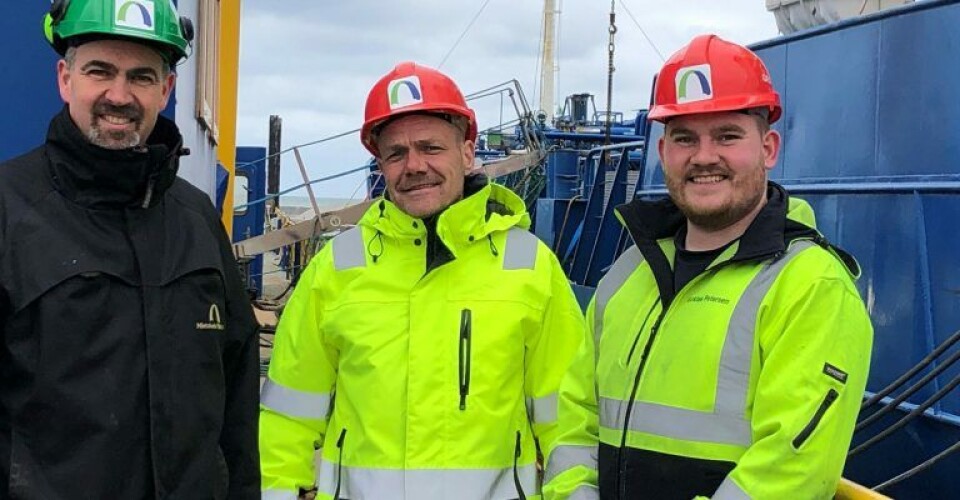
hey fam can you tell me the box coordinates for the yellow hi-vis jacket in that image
[260,180,586,500]
[544,183,873,500]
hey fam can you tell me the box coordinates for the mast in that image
[539,0,558,123]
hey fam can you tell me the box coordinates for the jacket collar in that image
[614,182,822,308]
[44,106,185,209]
[616,181,814,263]
[366,174,530,242]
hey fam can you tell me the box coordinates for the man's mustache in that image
[92,100,144,123]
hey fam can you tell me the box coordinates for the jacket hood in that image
[44,106,185,209]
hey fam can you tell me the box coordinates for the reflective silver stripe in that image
[502,228,538,270]
[569,485,601,500]
[526,393,558,424]
[593,246,644,350]
[260,378,331,420]
[600,397,752,446]
[545,444,597,485]
[316,462,538,500]
[598,241,814,447]
[713,476,751,500]
[332,227,366,270]
[261,489,298,500]
[717,240,814,417]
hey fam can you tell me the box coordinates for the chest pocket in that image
[3,220,140,314]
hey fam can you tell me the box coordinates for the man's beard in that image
[666,164,768,232]
[86,100,144,150]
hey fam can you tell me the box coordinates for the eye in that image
[85,68,111,79]
[672,135,695,146]
[384,151,404,163]
[718,133,743,143]
[130,74,158,85]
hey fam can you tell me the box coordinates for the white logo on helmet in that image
[387,76,424,110]
[115,0,157,32]
[675,64,713,104]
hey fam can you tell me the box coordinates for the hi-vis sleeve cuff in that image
[527,393,559,425]
[261,489,298,500]
[545,444,597,485]
[261,377,331,420]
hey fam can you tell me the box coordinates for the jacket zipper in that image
[513,431,527,500]
[792,389,839,449]
[333,428,347,500]
[618,310,665,499]
[459,309,472,411]
[624,299,660,365]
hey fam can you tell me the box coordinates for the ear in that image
[657,135,665,168]
[159,71,177,109]
[762,129,781,170]
[57,59,72,103]
[461,139,476,173]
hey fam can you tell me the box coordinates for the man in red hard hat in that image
[259,62,586,499]
[545,35,872,499]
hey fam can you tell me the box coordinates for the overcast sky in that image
[236,1,780,202]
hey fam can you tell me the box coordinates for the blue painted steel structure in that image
[233,147,267,295]
[526,1,960,496]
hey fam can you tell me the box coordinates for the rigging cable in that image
[437,0,495,69]
[617,0,665,62]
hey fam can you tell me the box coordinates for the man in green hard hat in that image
[0,1,260,497]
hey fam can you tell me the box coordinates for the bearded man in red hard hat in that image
[544,34,872,500]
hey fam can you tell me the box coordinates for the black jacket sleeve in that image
[212,211,261,499]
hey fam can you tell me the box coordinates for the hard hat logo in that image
[388,76,424,110]
[115,0,155,32]
[675,64,713,104]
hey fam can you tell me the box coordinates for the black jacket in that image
[0,108,260,499]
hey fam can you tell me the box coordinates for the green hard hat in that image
[44,0,194,63]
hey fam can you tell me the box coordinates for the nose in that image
[690,139,721,166]
[402,149,429,174]
[102,78,135,106]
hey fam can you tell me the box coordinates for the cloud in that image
[237,0,779,199]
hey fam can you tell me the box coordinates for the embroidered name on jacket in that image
[686,294,731,305]
[196,304,226,331]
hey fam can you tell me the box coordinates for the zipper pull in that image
[459,309,472,411]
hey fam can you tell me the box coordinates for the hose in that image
[856,346,960,432]
[849,371,960,457]
[861,329,960,412]
[873,439,960,492]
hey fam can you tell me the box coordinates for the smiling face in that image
[658,111,780,232]
[375,113,475,219]
[58,39,175,150]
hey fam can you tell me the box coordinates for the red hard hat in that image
[361,61,478,156]
[647,34,781,124]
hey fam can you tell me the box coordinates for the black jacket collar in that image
[617,182,814,260]
[615,182,819,308]
[44,106,185,209]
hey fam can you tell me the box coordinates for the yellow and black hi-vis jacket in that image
[544,182,872,500]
